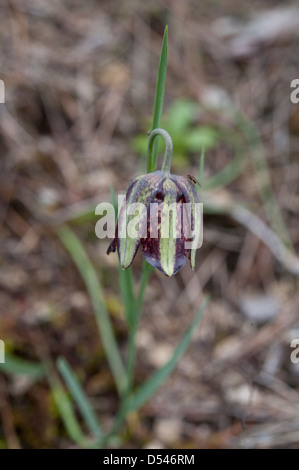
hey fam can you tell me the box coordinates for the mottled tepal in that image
[107,129,203,277]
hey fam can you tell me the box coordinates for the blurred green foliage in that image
[132,99,219,168]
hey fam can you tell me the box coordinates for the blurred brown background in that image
[1,0,299,449]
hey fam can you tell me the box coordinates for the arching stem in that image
[147,128,173,173]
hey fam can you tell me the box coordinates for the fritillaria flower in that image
[107,129,202,277]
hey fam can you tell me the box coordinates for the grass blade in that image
[57,357,102,439]
[147,25,168,172]
[127,296,209,413]
[58,226,127,396]
[0,353,46,380]
[51,378,87,446]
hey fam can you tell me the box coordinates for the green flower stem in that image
[126,262,153,390]
[125,128,172,403]
[111,27,168,443]
[148,128,173,173]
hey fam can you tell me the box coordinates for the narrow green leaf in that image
[0,353,46,380]
[58,226,127,396]
[127,296,209,413]
[57,357,102,439]
[51,379,87,446]
[147,25,168,173]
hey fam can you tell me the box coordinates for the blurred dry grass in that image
[0,0,299,449]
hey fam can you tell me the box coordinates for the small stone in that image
[148,343,173,368]
[0,265,28,292]
[143,440,165,450]
[154,419,182,445]
[70,291,89,310]
[239,294,279,324]
[136,330,154,349]
[225,384,260,406]
[37,187,60,208]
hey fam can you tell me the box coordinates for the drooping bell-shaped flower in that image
[107,129,202,277]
